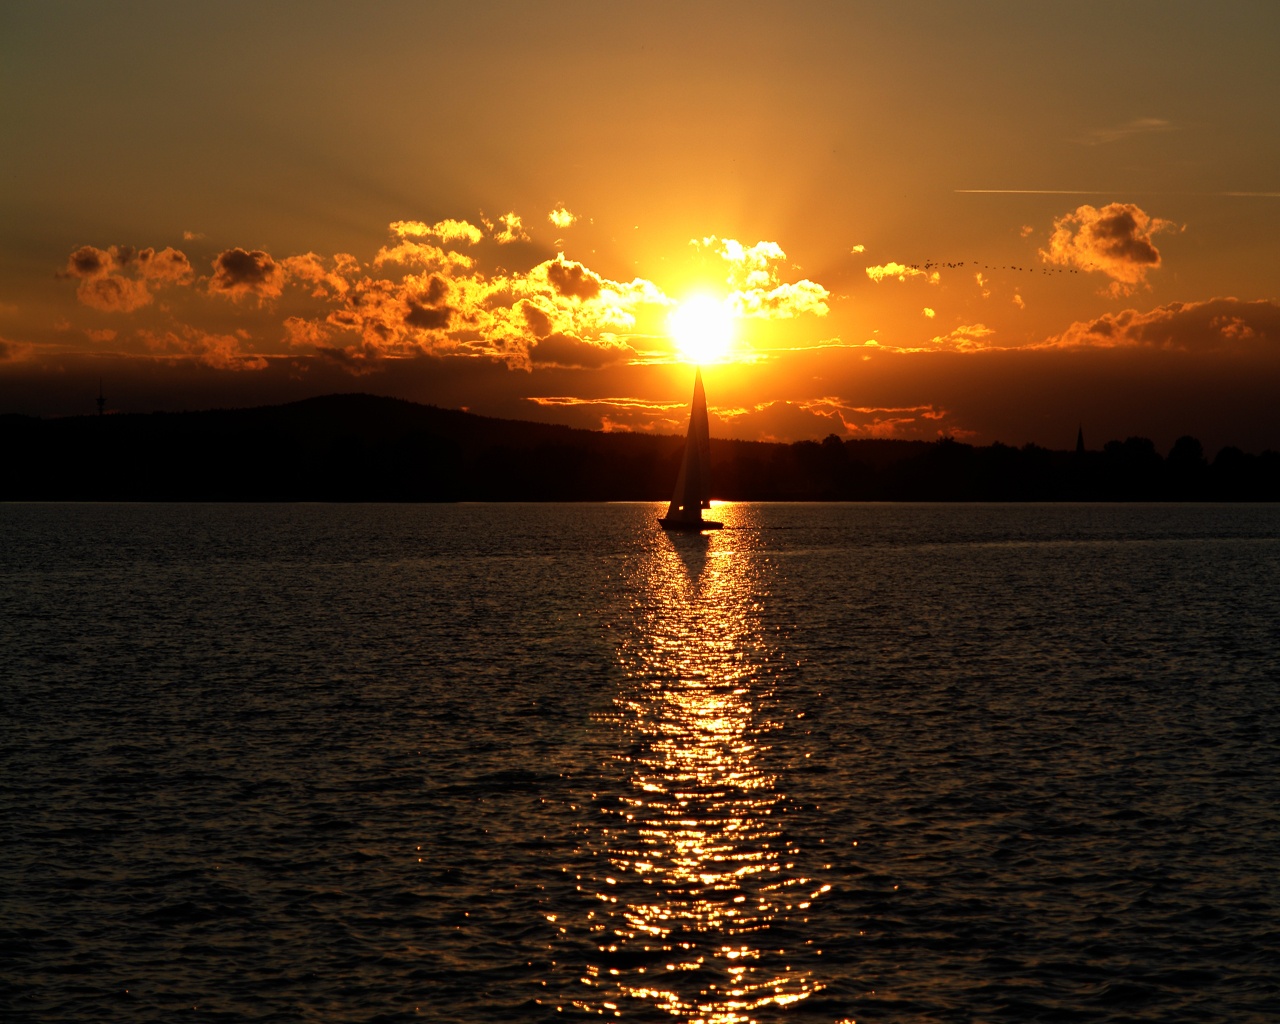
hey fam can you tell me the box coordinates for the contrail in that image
[956,189,1280,197]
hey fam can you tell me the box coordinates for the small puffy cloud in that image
[1012,293,1025,309]
[729,279,829,319]
[388,219,483,245]
[209,248,286,303]
[77,275,154,312]
[62,244,193,311]
[695,236,830,319]
[139,247,195,285]
[280,252,358,299]
[1048,297,1280,352]
[491,212,530,245]
[183,230,206,241]
[850,244,865,254]
[1040,202,1174,296]
[85,328,117,343]
[375,237,474,272]
[431,219,484,245]
[923,307,936,318]
[865,262,940,285]
[548,206,577,229]
[931,323,995,351]
[546,255,602,300]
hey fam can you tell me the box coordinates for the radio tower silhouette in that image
[97,378,105,417]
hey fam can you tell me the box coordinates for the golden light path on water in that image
[562,504,827,1022]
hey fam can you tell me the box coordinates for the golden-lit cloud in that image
[865,262,940,285]
[714,397,961,442]
[387,218,484,245]
[923,307,936,318]
[695,236,830,319]
[209,248,286,304]
[373,225,476,271]
[139,325,268,370]
[530,333,631,369]
[489,212,530,244]
[280,252,358,298]
[1047,297,1280,352]
[1039,202,1174,296]
[850,243,865,253]
[548,206,577,229]
[930,323,995,351]
[545,256,602,299]
[62,244,194,312]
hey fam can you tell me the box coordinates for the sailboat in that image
[659,368,724,531]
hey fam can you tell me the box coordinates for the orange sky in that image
[3,2,1279,453]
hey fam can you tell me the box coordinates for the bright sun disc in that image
[669,295,735,364]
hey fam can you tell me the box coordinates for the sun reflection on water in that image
[557,504,825,1022]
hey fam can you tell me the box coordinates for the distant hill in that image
[3,393,1277,501]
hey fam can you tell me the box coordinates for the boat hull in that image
[658,517,723,531]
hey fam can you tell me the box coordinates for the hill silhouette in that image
[3,393,1277,501]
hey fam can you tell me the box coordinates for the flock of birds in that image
[905,260,1086,275]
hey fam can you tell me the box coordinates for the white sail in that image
[665,369,712,522]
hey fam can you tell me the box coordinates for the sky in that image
[3,1,1279,454]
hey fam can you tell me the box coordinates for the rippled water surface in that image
[3,502,1279,1023]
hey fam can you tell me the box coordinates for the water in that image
[3,502,1279,1023]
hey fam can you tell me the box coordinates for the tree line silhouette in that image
[3,393,1277,502]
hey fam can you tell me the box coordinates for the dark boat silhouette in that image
[659,368,723,531]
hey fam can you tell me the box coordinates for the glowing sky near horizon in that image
[2,1,1278,452]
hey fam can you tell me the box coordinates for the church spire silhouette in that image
[1075,424,1085,455]
[97,378,105,417]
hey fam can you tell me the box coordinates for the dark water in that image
[3,502,1279,1023]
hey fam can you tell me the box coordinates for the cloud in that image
[1039,202,1174,296]
[490,212,530,244]
[388,219,484,245]
[76,275,154,313]
[282,316,332,348]
[850,244,865,254]
[1080,117,1177,146]
[930,323,996,351]
[209,248,286,303]
[729,279,829,319]
[1047,297,1280,352]
[865,262,940,285]
[923,307,936,319]
[62,244,194,311]
[47,212,716,376]
[280,252,358,298]
[546,256,602,300]
[695,236,830,319]
[530,332,630,369]
[548,206,577,229]
[139,325,269,370]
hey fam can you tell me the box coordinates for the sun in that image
[668,294,735,364]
